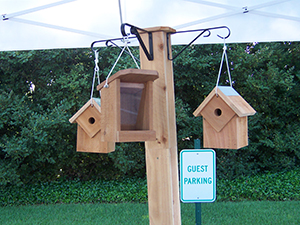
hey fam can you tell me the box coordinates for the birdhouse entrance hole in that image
[214,108,222,117]
[88,117,96,124]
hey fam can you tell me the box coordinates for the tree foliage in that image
[173,42,300,178]
[0,41,299,185]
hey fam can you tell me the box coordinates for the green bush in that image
[1,42,300,185]
[0,49,144,185]
[1,169,299,207]
[217,168,300,201]
[0,177,147,207]
[174,42,300,179]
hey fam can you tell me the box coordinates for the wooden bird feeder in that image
[97,68,159,142]
[69,98,115,153]
[193,86,256,149]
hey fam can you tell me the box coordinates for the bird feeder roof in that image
[97,68,159,91]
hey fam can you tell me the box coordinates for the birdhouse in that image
[69,98,115,153]
[97,68,159,142]
[193,86,256,149]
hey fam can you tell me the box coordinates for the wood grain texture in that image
[203,115,248,149]
[100,79,120,142]
[226,95,256,116]
[193,86,255,149]
[136,81,153,130]
[76,125,115,153]
[140,27,181,225]
[69,98,101,123]
[74,105,102,138]
[69,99,102,139]
[117,130,156,142]
[200,95,236,132]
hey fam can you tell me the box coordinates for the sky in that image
[1,0,300,51]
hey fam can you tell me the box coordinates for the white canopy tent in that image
[1,0,300,51]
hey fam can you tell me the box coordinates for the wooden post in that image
[139,27,181,225]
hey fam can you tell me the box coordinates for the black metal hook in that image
[105,40,114,47]
[216,26,231,39]
[91,24,153,60]
[91,24,230,62]
[121,23,153,60]
[90,36,136,53]
[90,38,140,63]
[167,26,231,61]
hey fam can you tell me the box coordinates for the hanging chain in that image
[215,40,232,96]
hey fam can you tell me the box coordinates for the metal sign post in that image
[194,139,202,225]
[180,140,216,224]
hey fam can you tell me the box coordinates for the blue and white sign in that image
[180,149,216,203]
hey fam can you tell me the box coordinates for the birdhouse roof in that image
[69,98,101,123]
[193,86,256,117]
[97,68,159,91]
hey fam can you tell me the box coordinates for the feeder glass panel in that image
[120,82,144,130]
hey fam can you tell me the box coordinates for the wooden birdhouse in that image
[97,68,159,142]
[69,98,115,153]
[193,86,256,149]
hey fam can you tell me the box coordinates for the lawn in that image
[1,201,299,225]
[1,169,299,224]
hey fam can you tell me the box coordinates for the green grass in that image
[1,201,299,225]
[0,203,149,225]
[182,201,300,225]
[1,169,299,224]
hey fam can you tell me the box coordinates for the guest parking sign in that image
[180,149,216,203]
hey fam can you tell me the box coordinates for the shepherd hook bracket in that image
[167,26,231,61]
[121,23,154,61]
